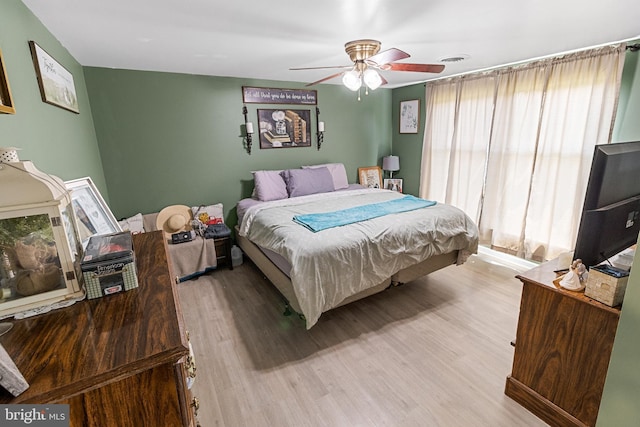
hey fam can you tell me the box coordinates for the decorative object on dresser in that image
[0,343,29,397]
[505,259,620,427]
[64,177,122,248]
[0,232,200,426]
[80,231,138,299]
[0,48,16,114]
[0,152,85,319]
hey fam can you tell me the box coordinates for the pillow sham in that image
[118,213,145,234]
[252,170,288,201]
[302,163,349,190]
[280,167,335,198]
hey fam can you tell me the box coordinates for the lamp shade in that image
[382,155,400,172]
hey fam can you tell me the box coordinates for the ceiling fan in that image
[290,39,445,94]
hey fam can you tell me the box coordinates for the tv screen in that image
[574,141,640,267]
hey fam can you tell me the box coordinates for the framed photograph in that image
[65,177,121,247]
[399,99,420,134]
[0,48,16,115]
[29,41,79,114]
[257,109,312,149]
[384,178,403,193]
[358,166,383,189]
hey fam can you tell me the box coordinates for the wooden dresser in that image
[505,260,620,427]
[0,231,199,426]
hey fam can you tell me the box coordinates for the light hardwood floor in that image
[177,255,548,427]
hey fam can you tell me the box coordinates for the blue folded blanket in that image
[293,195,437,232]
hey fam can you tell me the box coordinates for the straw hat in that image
[156,205,192,236]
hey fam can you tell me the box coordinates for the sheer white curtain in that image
[421,74,496,223]
[420,45,626,262]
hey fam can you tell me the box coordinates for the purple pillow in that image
[302,163,349,190]
[252,170,288,201]
[280,167,335,198]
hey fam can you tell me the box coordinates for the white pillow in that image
[302,163,349,190]
[118,213,145,234]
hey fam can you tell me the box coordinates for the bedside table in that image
[214,236,233,270]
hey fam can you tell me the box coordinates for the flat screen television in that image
[573,140,640,268]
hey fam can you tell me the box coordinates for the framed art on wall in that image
[399,99,419,134]
[257,109,312,149]
[0,48,16,114]
[358,166,383,189]
[29,41,79,113]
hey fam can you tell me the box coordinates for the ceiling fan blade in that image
[386,63,445,73]
[305,71,344,87]
[290,65,352,71]
[366,48,410,66]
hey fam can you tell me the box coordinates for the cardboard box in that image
[585,264,629,307]
[81,232,138,299]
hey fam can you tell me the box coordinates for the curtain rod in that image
[627,44,640,52]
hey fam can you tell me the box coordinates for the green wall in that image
[597,45,640,426]
[391,84,426,196]
[84,67,392,227]
[0,1,107,196]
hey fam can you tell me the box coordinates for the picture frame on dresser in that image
[0,48,16,114]
[65,177,121,247]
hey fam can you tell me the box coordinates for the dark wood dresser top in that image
[0,231,189,403]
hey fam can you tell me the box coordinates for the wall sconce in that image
[316,107,324,151]
[242,106,254,155]
[382,155,400,178]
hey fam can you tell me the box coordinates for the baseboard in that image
[477,246,537,273]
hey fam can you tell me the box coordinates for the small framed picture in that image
[65,177,121,247]
[384,178,403,193]
[358,166,383,189]
[399,99,420,134]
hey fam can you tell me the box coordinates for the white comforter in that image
[239,189,479,328]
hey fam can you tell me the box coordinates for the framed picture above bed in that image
[257,109,312,149]
[358,166,383,189]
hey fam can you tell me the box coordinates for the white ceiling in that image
[21,0,640,89]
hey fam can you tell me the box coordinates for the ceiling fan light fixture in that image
[342,70,362,91]
[363,68,382,90]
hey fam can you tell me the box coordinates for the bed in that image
[236,165,479,328]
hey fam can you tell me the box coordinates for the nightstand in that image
[214,236,233,270]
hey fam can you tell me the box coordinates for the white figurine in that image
[559,259,588,291]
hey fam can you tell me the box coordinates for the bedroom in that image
[1,0,640,425]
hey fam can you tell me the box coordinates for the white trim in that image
[477,246,537,274]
